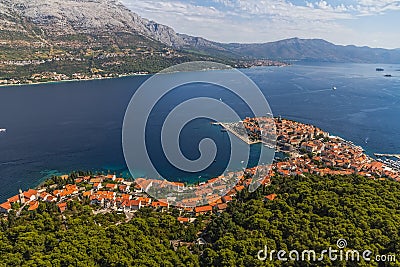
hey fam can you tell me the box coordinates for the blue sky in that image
[121,0,400,48]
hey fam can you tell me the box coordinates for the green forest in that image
[1,174,399,266]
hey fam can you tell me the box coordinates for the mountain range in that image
[0,0,399,82]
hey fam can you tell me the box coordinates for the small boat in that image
[0,129,6,133]
[384,74,392,77]
[332,86,337,90]
[264,144,275,149]
[376,68,384,71]
[220,128,227,132]
[219,98,223,102]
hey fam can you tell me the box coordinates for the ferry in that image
[0,129,6,133]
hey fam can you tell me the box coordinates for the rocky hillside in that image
[0,0,189,50]
[0,0,399,84]
[0,0,223,83]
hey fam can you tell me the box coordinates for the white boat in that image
[0,129,6,133]
[332,86,337,90]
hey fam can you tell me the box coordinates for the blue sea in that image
[0,63,399,201]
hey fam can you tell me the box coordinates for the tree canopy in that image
[1,174,399,266]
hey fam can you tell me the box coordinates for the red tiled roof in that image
[7,195,20,203]
[222,196,232,203]
[23,189,37,199]
[265,194,277,201]
[235,185,245,192]
[57,202,67,212]
[83,191,92,197]
[28,201,39,211]
[128,200,141,207]
[0,201,11,211]
[195,205,212,213]
[151,201,168,208]
[121,194,131,200]
[217,203,228,210]
[177,217,190,223]
[170,182,185,187]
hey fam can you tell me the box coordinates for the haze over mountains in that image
[0,0,399,73]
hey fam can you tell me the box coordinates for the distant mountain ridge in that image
[219,38,400,63]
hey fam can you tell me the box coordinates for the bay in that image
[0,62,399,201]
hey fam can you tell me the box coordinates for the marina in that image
[376,158,400,171]
[374,153,400,160]
[374,153,400,171]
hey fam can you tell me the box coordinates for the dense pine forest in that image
[1,174,399,266]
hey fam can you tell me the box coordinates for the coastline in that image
[2,117,400,204]
[0,73,151,88]
[0,65,290,88]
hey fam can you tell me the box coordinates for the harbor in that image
[374,153,400,160]
[212,122,268,145]
[213,122,262,145]
[374,153,400,171]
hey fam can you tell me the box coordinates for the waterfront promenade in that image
[215,122,260,145]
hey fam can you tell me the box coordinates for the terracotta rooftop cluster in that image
[269,119,400,181]
[2,118,399,218]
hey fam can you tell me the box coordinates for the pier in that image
[213,122,260,145]
[374,153,400,160]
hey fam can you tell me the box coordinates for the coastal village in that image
[0,49,288,86]
[1,118,399,222]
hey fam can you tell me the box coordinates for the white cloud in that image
[353,0,400,14]
[121,0,399,48]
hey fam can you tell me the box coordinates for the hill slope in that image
[1,0,399,84]
[0,0,221,83]
[1,174,399,266]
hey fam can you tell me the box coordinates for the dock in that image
[374,153,400,160]
[214,122,260,145]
